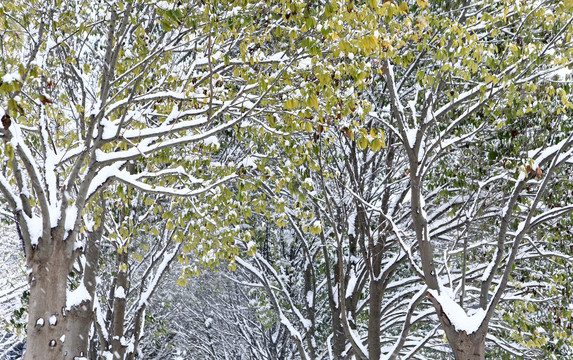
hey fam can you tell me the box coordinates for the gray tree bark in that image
[24,238,69,360]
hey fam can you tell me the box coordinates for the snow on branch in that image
[89,165,236,200]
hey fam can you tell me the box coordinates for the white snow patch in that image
[155,1,171,10]
[65,205,78,232]
[347,211,357,237]
[25,215,43,246]
[67,282,91,309]
[345,271,358,299]
[246,241,256,252]
[428,289,486,334]
[405,127,417,148]
[306,291,313,307]
[115,286,126,299]
[49,315,57,326]
[312,220,322,231]
[2,72,21,84]
[205,317,213,328]
[202,135,220,149]
[280,313,303,340]
[99,118,118,140]
[241,156,257,169]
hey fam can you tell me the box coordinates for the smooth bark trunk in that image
[434,298,487,360]
[64,229,101,358]
[24,239,69,360]
[111,251,128,360]
[368,279,383,360]
[24,228,101,360]
[446,330,486,360]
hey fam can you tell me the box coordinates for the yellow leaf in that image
[176,277,187,287]
[308,93,318,110]
[358,136,367,149]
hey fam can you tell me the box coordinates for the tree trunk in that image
[24,229,101,360]
[368,278,383,360]
[63,228,101,358]
[435,301,487,360]
[331,313,347,360]
[24,238,70,360]
[446,329,486,360]
[111,251,129,360]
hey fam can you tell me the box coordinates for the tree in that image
[353,0,573,358]
[243,0,573,358]
[0,0,303,358]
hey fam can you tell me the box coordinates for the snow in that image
[312,220,322,231]
[155,1,171,10]
[345,270,358,299]
[95,297,109,340]
[428,289,486,334]
[300,317,312,332]
[115,286,126,299]
[280,313,304,341]
[120,114,208,140]
[66,282,91,309]
[25,215,43,246]
[0,173,23,210]
[480,249,498,282]
[306,291,313,307]
[87,162,124,198]
[2,72,21,84]
[36,318,45,327]
[241,156,257,169]
[65,205,78,232]
[347,211,357,237]
[49,315,57,326]
[246,241,256,252]
[268,51,286,62]
[202,135,220,149]
[99,118,118,140]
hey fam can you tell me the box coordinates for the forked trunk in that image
[447,329,486,360]
[436,304,487,360]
